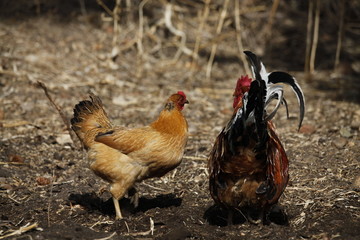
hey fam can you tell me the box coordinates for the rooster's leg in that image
[227,209,234,225]
[112,197,122,220]
[128,187,139,208]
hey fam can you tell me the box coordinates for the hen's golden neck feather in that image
[151,107,188,136]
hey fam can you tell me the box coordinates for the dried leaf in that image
[36,177,51,186]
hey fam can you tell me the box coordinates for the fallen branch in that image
[0,222,41,239]
[36,81,81,149]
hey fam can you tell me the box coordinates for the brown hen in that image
[71,91,189,219]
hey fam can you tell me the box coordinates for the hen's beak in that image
[185,99,189,104]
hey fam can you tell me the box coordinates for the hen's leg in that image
[128,187,139,208]
[112,197,122,220]
[110,180,135,220]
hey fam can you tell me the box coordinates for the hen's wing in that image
[94,127,154,155]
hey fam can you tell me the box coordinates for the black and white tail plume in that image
[243,51,305,129]
[226,51,305,152]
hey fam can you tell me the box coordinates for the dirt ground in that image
[1,2,360,240]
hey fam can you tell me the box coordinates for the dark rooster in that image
[208,51,305,224]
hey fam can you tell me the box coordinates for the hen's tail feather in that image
[71,93,112,148]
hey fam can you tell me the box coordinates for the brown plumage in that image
[209,51,305,224]
[71,92,189,219]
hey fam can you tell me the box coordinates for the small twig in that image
[52,180,75,186]
[47,170,55,227]
[7,192,22,204]
[94,232,117,240]
[0,223,40,239]
[141,182,166,191]
[36,81,81,148]
[124,221,130,233]
[183,156,207,161]
[206,0,230,81]
[90,220,114,230]
[125,218,154,236]
[0,161,27,165]
[0,120,31,128]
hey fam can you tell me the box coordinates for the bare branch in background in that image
[305,0,314,76]
[309,0,321,75]
[264,0,280,42]
[206,0,230,81]
[78,0,87,18]
[137,0,149,56]
[334,0,345,71]
[164,2,194,62]
[192,0,210,67]
[112,0,121,46]
[234,0,251,76]
[97,0,113,17]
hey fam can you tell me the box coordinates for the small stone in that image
[353,176,360,191]
[350,120,360,130]
[339,127,352,138]
[332,137,347,149]
[305,155,319,163]
[55,134,73,145]
[299,124,316,134]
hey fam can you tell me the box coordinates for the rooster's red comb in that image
[235,75,252,95]
[236,75,252,88]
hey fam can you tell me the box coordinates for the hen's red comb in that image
[177,91,186,98]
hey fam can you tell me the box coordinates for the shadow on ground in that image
[204,204,288,227]
[69,192,182,218]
